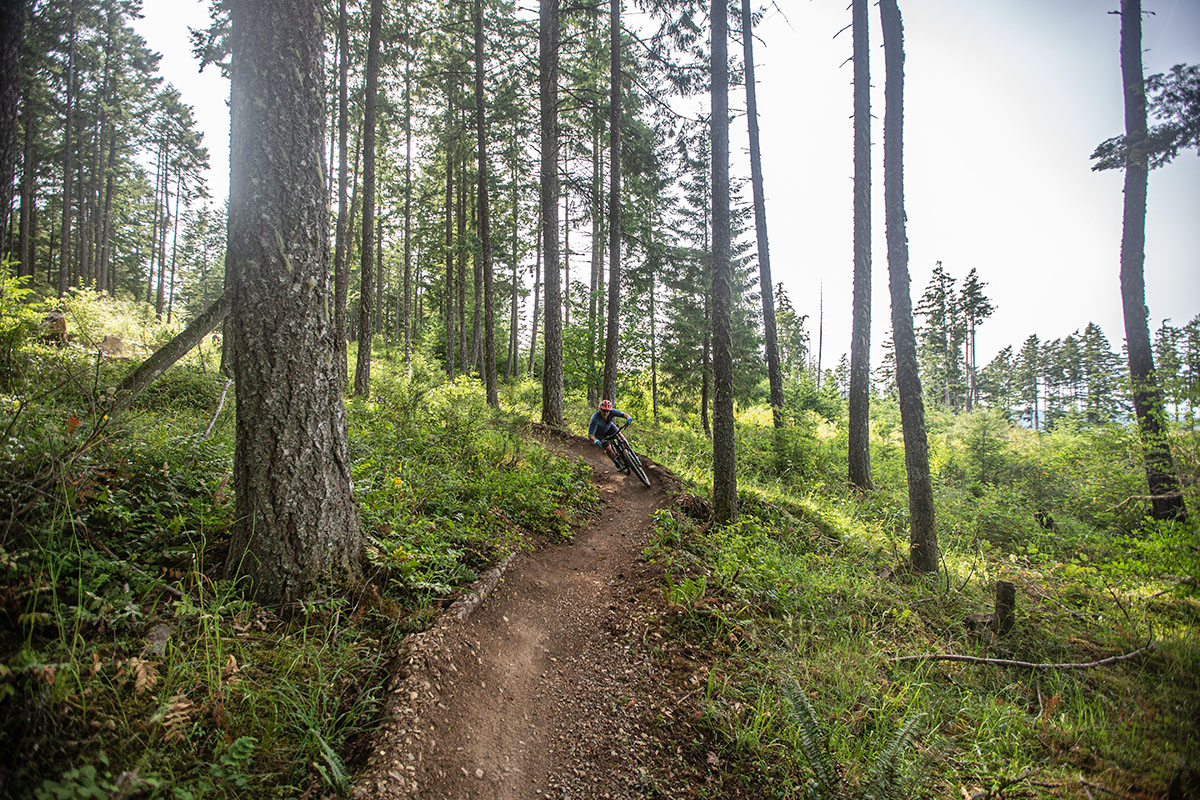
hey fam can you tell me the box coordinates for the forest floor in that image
[351,427,725,800]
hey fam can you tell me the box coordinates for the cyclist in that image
[589,399,633,472]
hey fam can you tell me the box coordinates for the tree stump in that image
[995,580,1016,635]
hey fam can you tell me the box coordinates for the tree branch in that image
[890,643,1154,670]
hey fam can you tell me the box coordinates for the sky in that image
[134,0,1200,370]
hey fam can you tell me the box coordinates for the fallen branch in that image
[115,291,230,407]
[890,643,1154,670]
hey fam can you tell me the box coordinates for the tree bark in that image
[474,0,498,406]
[58,0,77,298]
[225,0,363,602]
[445,141,456,378]
[1117,0,1187,521]
[848,0,873,489]
[880,0,938,573]
[539,0,563,425]
[0,0,24,247]
[403,1,413,371]
[601,0,622,403]
[740,0,784,430]
[710,0,737,524]
[529,202,542,376]
[354,0,382,398]
[333,0,351,387]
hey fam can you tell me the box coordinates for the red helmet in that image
[599,399,614,411]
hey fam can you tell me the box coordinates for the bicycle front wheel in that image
[625,444,651,488]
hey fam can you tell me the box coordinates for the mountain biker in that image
[589,399,632,472]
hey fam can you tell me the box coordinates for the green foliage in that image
[0,272,45,390]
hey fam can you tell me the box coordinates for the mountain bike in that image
[602,419,651,488]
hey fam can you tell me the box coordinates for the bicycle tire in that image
[625,443,651,488]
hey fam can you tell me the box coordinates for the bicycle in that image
[600,418,651,488]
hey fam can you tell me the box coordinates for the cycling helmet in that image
[599,399,614,411]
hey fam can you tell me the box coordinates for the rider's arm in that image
[587,412,601,440]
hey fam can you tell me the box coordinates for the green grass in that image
[634,399,1199,798]
[0,343,596,798]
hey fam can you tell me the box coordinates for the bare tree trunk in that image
[17,94,34,278]
[848,0,873,489]
[225,0,362,602]
[741,0,784,429]
[601,0,622,403]
[588,126,602,404]
[0,0,24,254]
[354,0,382,398]
[1116,0,1187,521]
[529,202,542,376]
[507,155,519,380]
[880,0,937,573]
[539,0,563,425]
[58,0,77,298]
[117,292,231,403]
[332,0,351,387]
[474,0,498,406]
[711,0,736,524]
[445,143,456,378]
[403,5,413,372]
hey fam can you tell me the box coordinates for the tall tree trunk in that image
[508,155,519,380]
[474,0,498,406]
[166,167,182,321]
[332,0,351,387]
[1117,0,1187,521]
[156,136,172,317]
[539,0,563,425]
[711,0,736,523]
[58,0,77,298]
[880,0,938,572]
[17,91,34,278]
[740,0,784,429]
[528,201,542,376]
[403,2,413,371]
[457,152,468,372]
[354,0,382,397]
[445,143,456,377]
[588,126,602,404]
[848,0,873,489]
[225,0,362,602]
[601,0,622,403]
[563,181,570,329]
[0,0,22,247]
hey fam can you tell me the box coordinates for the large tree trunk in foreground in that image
[880,0,937,573]
[539,0,563,425]
[225,0,363,602]
[710,0,737,524]
[1116,0,1187,521]
[847,0,873,490]
[740,0,784,430]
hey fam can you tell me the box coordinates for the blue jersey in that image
[588,408,629,440]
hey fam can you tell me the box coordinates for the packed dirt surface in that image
[353,427,689,799]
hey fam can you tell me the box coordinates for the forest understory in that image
[0,314,1196,799]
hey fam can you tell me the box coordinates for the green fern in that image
[863,713,925,800]
[780,680,840,794]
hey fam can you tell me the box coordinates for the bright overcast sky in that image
[135,0,1200,369]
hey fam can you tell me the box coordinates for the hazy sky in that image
[135,0,1200,369]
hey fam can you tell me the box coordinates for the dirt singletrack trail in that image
[353,428,679,800]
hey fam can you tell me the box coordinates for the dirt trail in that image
[353,429,677,800]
